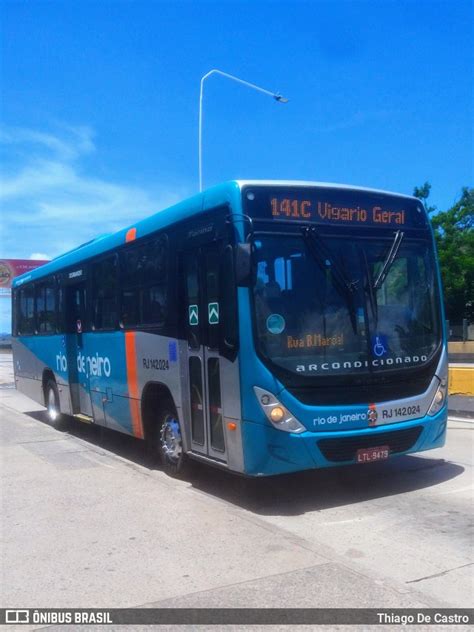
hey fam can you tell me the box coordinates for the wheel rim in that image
[47,388,58,422]
[160,416,182,463]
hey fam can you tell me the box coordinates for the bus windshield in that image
[252,233,441,378]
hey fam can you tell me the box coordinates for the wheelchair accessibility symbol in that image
[372,335,388,357]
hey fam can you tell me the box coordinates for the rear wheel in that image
[45,380,66,430]
[155,410,189,477]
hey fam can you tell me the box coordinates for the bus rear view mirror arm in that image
[235,243,251,286]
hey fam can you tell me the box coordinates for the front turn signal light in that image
[254,386,305,433]
[270,406,285,422]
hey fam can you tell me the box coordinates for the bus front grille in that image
[317,426,423,462]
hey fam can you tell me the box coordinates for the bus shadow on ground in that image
[189,456,464,517]
[26,410,464,517]
[25,409,152,467]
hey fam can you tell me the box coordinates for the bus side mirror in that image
[235,243,251,286]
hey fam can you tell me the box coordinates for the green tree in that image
[414,183,474,321]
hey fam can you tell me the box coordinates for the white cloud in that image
[0,123,189,331]
[0,124,188,258]
[29,253,50,260]
[0,125,95,161]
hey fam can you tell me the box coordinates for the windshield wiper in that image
[361,248,378,326]
[373,230,405,291]
[302,226,358,294]
[301,226,358,334]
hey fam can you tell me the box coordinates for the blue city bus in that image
[11,181,448,477]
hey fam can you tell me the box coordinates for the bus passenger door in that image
[65,283,93,418]
[184,244,227,463]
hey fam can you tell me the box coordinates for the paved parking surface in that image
[0,353,472,615]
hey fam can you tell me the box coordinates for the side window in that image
[205,249,219,350]
[120,235,168,328]
[19,285,35,335]
[184,252,200,349]
[91,256,118,330]
[36,279,56,334]
[121,288,139,328]
[186,257,199,301]
[56,283,64,334]
[142,285,166,325]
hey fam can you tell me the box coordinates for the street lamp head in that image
[199,70,289,191]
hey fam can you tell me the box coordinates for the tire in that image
[154,409,189,478]
[45,379,67,430]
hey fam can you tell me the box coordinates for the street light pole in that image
[198,69,288,192]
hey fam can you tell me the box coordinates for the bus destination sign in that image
[271,197,405,225]
[243,187,427,229]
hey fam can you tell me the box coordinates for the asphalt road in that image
[1,353,473,616]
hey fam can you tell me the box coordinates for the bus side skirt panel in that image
[12,336,69,411]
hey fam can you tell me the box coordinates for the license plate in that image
[356,445,390,463]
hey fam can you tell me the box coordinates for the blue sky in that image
[1,0,472,330]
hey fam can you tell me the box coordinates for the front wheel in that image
[45,380,67,430]
[155,411,189,478]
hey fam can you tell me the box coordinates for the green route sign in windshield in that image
[243,186,428,230]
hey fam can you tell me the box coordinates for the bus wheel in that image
[45,380,66,430]
[156,411,188,477]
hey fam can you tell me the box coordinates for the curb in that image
[448,411,474,420]
[448,366,474,397]
[448,416,474,424]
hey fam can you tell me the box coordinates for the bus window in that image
[149,235,167,280]
[56,283,65,334]
[19,286,35,335]
[205,249,219,350]
[189,356,205,445]
[121,245,141,327]
[120,236,168,328]
[208,357,224,452]
[36,279,56,334]
[185,254,200,350]
[92,256,118,330]
[121,289,139,327]
[142,284,167,325]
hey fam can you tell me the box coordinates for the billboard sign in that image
[0,259,49,295]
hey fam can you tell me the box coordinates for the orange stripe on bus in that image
[126,227,137,242]
[125,331,144,438]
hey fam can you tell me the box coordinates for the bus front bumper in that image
[241,407,448,477]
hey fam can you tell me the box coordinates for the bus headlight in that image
[428,378,448,416]
[253,387,305,433]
